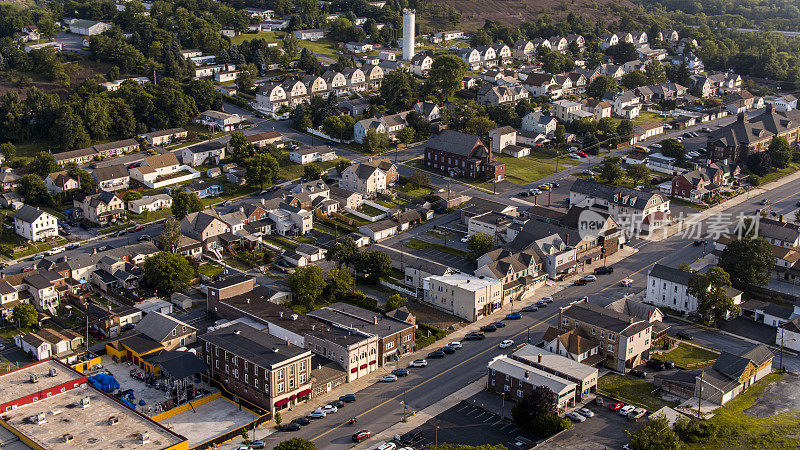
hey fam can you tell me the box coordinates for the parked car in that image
[121,323,135,332]
[138,234,151,242]
[566,411,586,422]
[380,374,398,382]
[676,332,693,340]
[465,332,485,340]
[308,409,326,419]
[409,359,427,368]
[480,325,497,332]
[66,243,80,250]
[22,266,33,272]
[322,404,338,414]
[594,266,613,275]
[292,417,311,426]
[619,405,636,416]
[447,341,462,349]
[492,321,507,328]
[505,312,522,320]
[427,350,446,359]
[630,369,647,378]
[581,275,597,282]
[573,279,587,286]
[331,400,345,408]
[499,340,515,349]
[595,397,604,406]
[538,184,550,191]
[130,225,145,232]
[249,440,266,448]
[646,359,665,370]
[460,236,469,243]
[352,430,371,442]
[521,305,538,312]
[529,188,542,196]
[760,199,771,205]
[578,408,595,418]
[662,360,675,369]
[392,369,409,377]
[281,423,301,432]
[551,182,560,188]
[629,408,647,420]
[540,297,553,303]
[441,346,455,354]
[340,394,356,403]
[609,402,625,411]
[377,443,397,450]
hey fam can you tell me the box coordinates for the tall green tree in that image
[288,265,326,307]
[429,55,466,101]
[171,190,203,219]
[325,266,354,300]
[586,75,618,99]
[627,163,650,186]
[688,266,738,324]
[598,156,623,183]
[12,303,38,328]
[353,250,391,283]
[0,142,15,160]
[718,237,774,291]
[18,174,53,206]
[52,106,91,151]
[467,232,494,259]
[767,136,792,169]
[247,151,279,191]
[29,152,59,178]
[142,252,195,296]
[327,238,359,266]
[228,132,255,163]
[303,163,323,181]
[627,415,682,450]
[159,217,182,253]
[381,70,417,111]
[67,167,97,195]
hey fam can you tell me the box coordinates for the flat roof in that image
[488,356,577,395]
[0,360,77,406]
[512,344,598,380]
[427,273,500,292]
[1,384,185,449]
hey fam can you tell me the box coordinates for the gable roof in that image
[92,164,129,182]
[425,130,486,158]
[145,152,180,170]
[570,178,666,211]
[135,311,194,343]
[14,204,49,223]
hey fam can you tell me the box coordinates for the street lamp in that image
[435,426,439,447]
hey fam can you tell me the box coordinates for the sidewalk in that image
[645,165,800,242]
[352,377,488,450]
[263,245,640,427]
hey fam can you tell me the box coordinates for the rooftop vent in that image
[290,314,299,321]
[49,368,58,377]
[29,374,38,384]
[524,370,530,379]
[233,330,241,335]
[79,396,90,408]
[62,434,73,443]
[33,413,46,425]
[140,431,151,444]
[108,416,119,426]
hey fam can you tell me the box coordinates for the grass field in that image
[397,184,432,198]
[688,373,800,449]
[653,342,719,369]
[597,373,679,412]
[404,238,468,258]
[197,263,224,278]
[294,38,340,59]
[277,155,348,182]
[494,153,576,185]
[228,31,280,46]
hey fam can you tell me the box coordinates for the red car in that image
[573,279,587,286]
[352,430,371,442]
[22,266,34,272]
[130,225,145,232]
[609,401,625,411]
[577,152,588,157]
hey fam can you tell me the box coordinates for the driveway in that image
[542,396,639,450]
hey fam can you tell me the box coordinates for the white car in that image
[409,359,427,368]
[570,154,582,160]
[308,409,326,419]
[578,408,595,418]
[447,341,462,349]
[619,405,636,416]
[529,188,542,195]
[377,443,397,450]
[380,374,398,382]
[460,236,469,243]
[322,404,338,414]
[499,340,515,349]
[620,278,634,287]
[540,297,553,303]
[581,275,597,282]
[45,247,65,256]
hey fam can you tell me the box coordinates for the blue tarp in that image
[87,374,120,393]
[120,397,136,409]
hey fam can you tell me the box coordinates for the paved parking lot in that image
[164,397,257,447]
[542,397,638,450]
[405,401,538,448]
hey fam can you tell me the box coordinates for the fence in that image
[344,206,386,222]
[152,391,222,422]
[379,280,416,297]
[305,127,353,144]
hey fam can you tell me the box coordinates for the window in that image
[299,361,306,371]
[245,374,248,383]
[225,364,229,373]
[215,360,219,369]
[609,333,615,341]
[277,382,284,393]
[254,378,258,387]
[300,373,307,383]
[608,344,614,351]
[517,389,523,398]
[289,379,295,388]
[592,327,596,335]
[277,369,284,381]
[504,385,510,392]
[172,329,176,336]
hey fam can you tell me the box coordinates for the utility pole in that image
[435,426,439,447]
[697,370,703,417]
[779,326,785,373]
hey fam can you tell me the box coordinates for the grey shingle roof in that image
[648,264,692,286]
[92,164,129,182]
[14,204,48,223]
[135,311,193,343]
[570,178,667,211]
[425,130,487,158]
[200,324,308,369]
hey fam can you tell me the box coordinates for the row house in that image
[646,264,742,318]
[353,111,409,143]
[548,36,568,52]
[552,99,595,122]
[457,47,482,71]
[569,178,671,235]
[491,43,512,65]
[73,191,126,226]
[581,98,612,120]
[513,40,535,61]
[476,46,498,67]
[521,111,558,135]
[523,73,563,99]
[475,247,545,303]
[91,164,129,191]
[45,171,78,195]
[476,84,529,107]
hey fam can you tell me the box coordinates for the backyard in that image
[493,152,578,185]
[597,373,679,412]
[276,154,348,182]
[653,342,719,369]
[404,238,468,258]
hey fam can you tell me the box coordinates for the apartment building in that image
[646,264,743,318]
[14,205,58,242]
[511,344,598,401]
[487,356,577,410]
[558,300,653,372]
[200,324,313,414]
[423,273,503,322]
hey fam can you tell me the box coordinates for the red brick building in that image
[424,130,505,182]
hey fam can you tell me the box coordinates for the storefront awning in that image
[274,398,290,407]
[297,389,312,397]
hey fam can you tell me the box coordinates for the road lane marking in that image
[309,312,561,442]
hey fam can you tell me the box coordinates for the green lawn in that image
[359,203,385,217]
[373,198,408,209]
[494,153,575,185]
[128,208,174,224]
[397,184,432,198]
[404,238,468,258]
[277,155,349,182]
[229,31,280,45]
[759,162,800,184]
[197,263,224,278]
[11,238,69,259]
[687,373,800,449]
[632,110,669,126]
[653,342,719,369]
[597,373,679,412]
[294,38,339,59]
